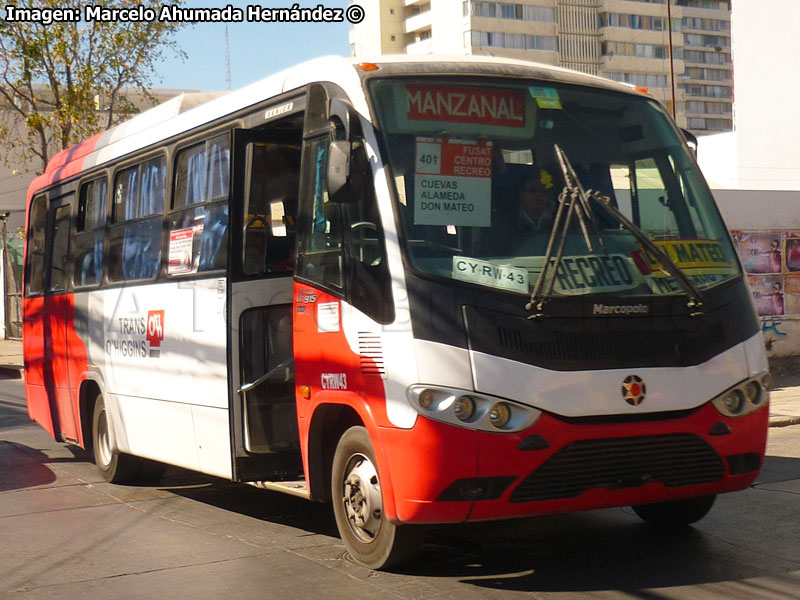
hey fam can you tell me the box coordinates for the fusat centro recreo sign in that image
[398,83,535,228]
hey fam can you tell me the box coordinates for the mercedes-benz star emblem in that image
[622,375,646,406]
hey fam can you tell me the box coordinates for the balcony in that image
[405,9,432,34]
[405,38,433,54]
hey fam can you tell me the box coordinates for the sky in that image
[153,1,353,92]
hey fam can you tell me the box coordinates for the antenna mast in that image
[224,26,232,91]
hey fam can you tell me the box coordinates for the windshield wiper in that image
[526,145,704,318]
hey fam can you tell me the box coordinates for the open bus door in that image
[228,125,306,487]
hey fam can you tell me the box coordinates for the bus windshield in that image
[369,77,740,300]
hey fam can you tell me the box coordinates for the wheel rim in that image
[96,408,113,468]
[341,452,383,543]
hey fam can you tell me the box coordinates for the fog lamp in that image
[489,402,511,429]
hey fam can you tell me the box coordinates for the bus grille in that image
[495,322,726,367]
[510,434,724,502]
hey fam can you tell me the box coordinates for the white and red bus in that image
[23,56,770,569]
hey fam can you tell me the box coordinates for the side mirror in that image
[681,128,698,157]
[327,139,368,204]
[330,98,355,141]
[327,140,351,202]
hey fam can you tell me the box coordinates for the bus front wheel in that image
[331,426,420,570]
[632,494,716,527]
[91,392,140,484]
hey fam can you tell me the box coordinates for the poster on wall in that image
[784,273,800,315]
[785,233,800,272]
[730,230,800,317]
[748,274,784,317]
[735,233,782,274]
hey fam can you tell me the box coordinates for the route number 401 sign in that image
[413,138,492,227]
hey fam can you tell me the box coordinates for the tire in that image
[632,494,716,527]
[331,426,421,570]
[91,392,141,484]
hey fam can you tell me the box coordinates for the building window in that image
[605,72,668,88]
[602,40,670,60]
[471,30,558,52]
[600,12,680,32]
[468,2,555,22]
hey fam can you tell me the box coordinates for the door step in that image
[246,479,310,499]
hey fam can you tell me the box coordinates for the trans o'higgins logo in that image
[146,310,165,357]
[105,309,165,359]
[592,303,649,315]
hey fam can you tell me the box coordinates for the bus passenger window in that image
[48,203,72,293]
[108,156,166,281]
[25,195,47,296]
[169,135,231,275]
[74,178,107,287]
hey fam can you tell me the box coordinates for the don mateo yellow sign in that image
[645,239,736,275]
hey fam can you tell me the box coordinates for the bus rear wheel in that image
[331,426,421,570]
[91,392,141,484]
[632,494,716,527]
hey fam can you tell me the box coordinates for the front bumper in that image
[379,400,769,524]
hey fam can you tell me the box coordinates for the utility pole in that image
[1,212,9,340]
[666,0,677,119]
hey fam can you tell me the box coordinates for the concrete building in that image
[349,0,733,135]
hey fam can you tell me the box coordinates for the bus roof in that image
[30,54,640,198]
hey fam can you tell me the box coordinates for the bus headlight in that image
[722,390,744,414]
[453,396,476,421]
[407,385,541,433]
[418,389,436,409]
[712,373,769,418]
[489,402,511,429]
[743,381,762,404]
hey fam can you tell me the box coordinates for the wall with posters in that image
[730,230,800,357]
[715,190,800,357]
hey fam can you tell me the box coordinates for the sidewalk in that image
[1,338,799,427]
[0,338,23,379]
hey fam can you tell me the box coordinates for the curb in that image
[769,416,800,428]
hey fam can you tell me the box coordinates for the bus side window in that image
[169,134,231,275]
[242,144,300,275]
[342,144,394,324]
[296,138,344,290]
[48,202,72,294]
[108,156,166,281]
[73,177,108,287]
[25,195,48,296]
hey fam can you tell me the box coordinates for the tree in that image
[0,0,187,173]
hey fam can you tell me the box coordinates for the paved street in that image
[2,375,800,599]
